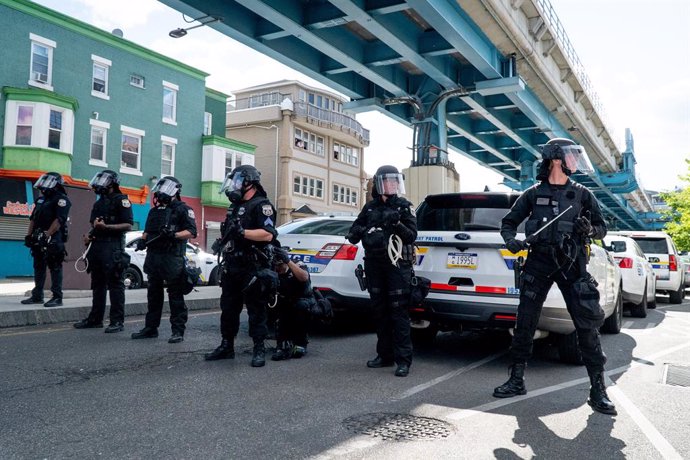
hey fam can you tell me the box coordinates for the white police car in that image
[123,231,219,289]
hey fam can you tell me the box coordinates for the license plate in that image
[447,252,477,269]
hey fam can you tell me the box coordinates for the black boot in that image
[587,372,617,415]
[130,327,158,339]
[251,341,266,367]
[366,356,394,368]
[493,363,527,398]
[204,339,235,361]
[271,341,292,361]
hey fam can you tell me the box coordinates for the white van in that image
[610,231,685,304]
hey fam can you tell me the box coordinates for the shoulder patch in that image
[121,199,131,208]
[262,204,274,216]
[57,199,67,207]
[188,209,195,219]
[409,207,416,217]
[264,217,274,227]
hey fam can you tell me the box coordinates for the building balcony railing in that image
[228,93,370,144]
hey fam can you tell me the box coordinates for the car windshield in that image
[278,219,353,236]
[631,237,668,254]
[416,193,524,232]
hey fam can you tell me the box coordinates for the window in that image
[15,105,33,146]
[48,109,62,150]
[225,152,233,177]
[224,151,244,177]
[130,74,145,88]
[333,141,359,166]
[162,81,178,124]
[249,91,281,108]
[91,55,111,99]
[332,183,358,206]
[29,34,55,89]
[293,174,324,199]
[204,112,213,135]
[161,136,177,177]
[294,127,324,157]
[120,126,145,174]
[89,124,107,164]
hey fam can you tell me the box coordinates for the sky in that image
[33,0,690,193]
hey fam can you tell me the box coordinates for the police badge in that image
[262,205,273,216]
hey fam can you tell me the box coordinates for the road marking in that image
[605,376,684,460]
[622,320,634,329]
[393,352,505,400]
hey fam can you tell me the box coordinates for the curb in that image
[0,298,220,328]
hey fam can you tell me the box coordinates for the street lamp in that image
[169,15,221,38]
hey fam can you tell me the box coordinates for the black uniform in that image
[142,200,197,335]
[275,259,313,349]
[501,179,607,372]
[349,195,417,367]
[28,191,71,301]
[84,193,134,325]
[219,194,278,342]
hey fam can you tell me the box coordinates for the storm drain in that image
[663,364,690,387]
[342,412,453,441]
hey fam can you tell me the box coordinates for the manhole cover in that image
[663,364,690,387]
[342,412,453,441]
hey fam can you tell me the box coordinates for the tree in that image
[660,159,690,252]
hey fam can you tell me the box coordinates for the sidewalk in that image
[0,285,221,328]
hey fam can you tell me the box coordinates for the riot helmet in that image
[34,172,65,196]
[89,169,120,195]
[151,176,181,206]
[541,138,594,176]
[373,165,405,197]
[220,165,262,203]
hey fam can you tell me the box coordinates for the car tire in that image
[601,288,623,334]
[410,325,438,346]
[669,285,683,304]
[123,266,143,290]
[207,266,219,286]
[629,283,648,318]
[557,332,583,365]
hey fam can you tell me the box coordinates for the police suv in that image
[412,192,623,363]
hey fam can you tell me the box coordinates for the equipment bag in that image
[409,272,431,307]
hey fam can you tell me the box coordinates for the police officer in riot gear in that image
[494,138,616,415]
[205,165,278,367]
[74,170,133,332]
[347,165,417,377]
[131,176,197,343]
[271,246,313,361]
[22,172,71,307]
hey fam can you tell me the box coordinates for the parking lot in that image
[1,295,688,459]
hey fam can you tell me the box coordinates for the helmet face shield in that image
[34,173,60,190]
[219,173,245,195]
[374,172,405,196]
[561,145,594,174]
[89,171,115,189]
[151,177,180,197]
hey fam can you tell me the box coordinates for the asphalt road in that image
[1,297,688,459]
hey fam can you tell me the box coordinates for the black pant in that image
[143,254,187,335]
[219,265,268,342]
[275,297,310,346]
[364,257,413,366]
[31,245,64,300]
[88,267,125,324]
[511,250,607,373]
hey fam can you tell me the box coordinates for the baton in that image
[526,205,574,245]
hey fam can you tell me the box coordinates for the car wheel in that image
[207,266,219,286]
[601,288,623,334]
[410,325,438,346]
[123,266,143,290]
[629,282,648,318]
[557,332,583,365]
[669,285,683,304]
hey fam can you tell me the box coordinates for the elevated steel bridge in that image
[160,0,662,230]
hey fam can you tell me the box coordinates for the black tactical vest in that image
[525,181,584,246]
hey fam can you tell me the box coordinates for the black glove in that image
[227,221,245,240]
[385,209,401,225]
[505,238,525,254]
[160,226,176,241]
[575,216,593,236]
[24,235,32,248]
[135,239,147,252]
[274,247,291,264]
[211,238,222,255]
[346,225,366,244]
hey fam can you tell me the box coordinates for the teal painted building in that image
[0,0,254,279]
